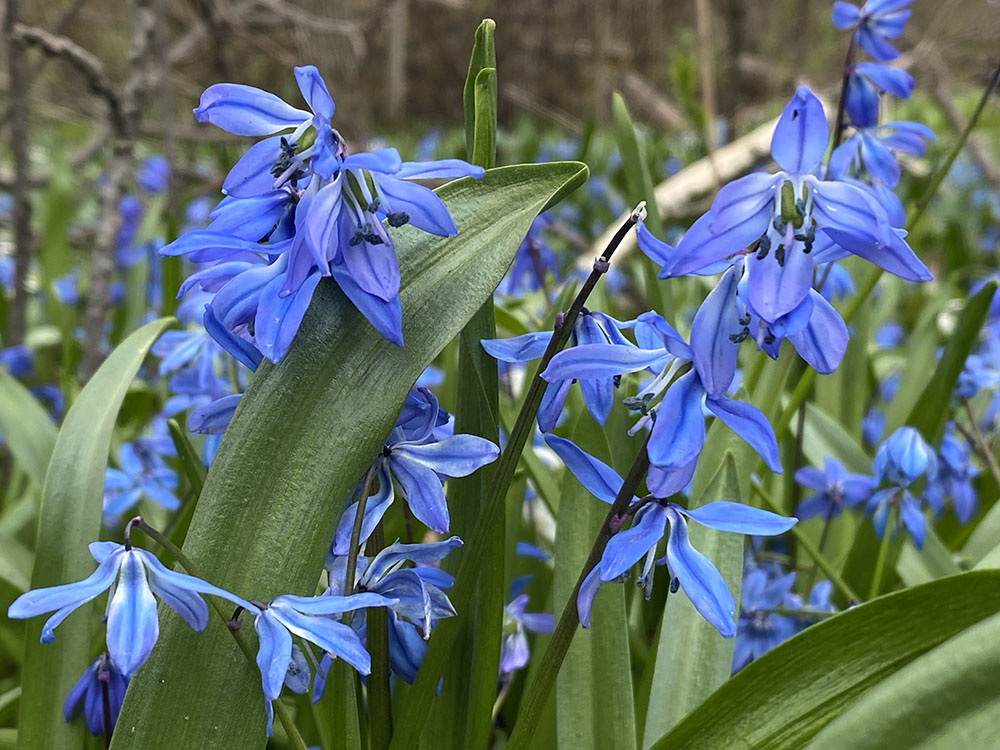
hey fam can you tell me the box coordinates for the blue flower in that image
[499,594,553,676]
[832,0,912,61]
[732,567,799,671]
[831,121,935,188]
[866,486,926,546]
[137,155,171,194]
[8,541,252,676]
[242,591,395,734]
[0,345,33,377]
[482,309,636,431]
[873,426,937,487]
[497,214,560,297]
[332,389,498,545]
[639,86,929,327]
[63,653,129,736]
[53,270,80,306]
[544,435,796,637]
[925,426,978,523]
[103,442,181,518]
[794,456,877,520]
[844,63,914,127]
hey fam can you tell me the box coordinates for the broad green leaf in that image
[17,317,173,750]
[804,611,1000,749]
[0,534,32,593]
[424,24,503,750]
[641,403,755,748]
[798,401,871,475]
[648,570,1000,750]
[895,526,960,586]
[963,498,1000,564]
[112,162,587,750]
[905,281,997,443]
[0,371,57,488]
[554,409,636,750]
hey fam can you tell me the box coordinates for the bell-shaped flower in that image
[240,590,396,734]
[639,87,930,327]
[332,392,498,548]
[499,594,554,676]
[545,435,796,637]
[873,426,938,487]
[8,542,253,677]
[103,442,181,518]
[832,0,912,61]
[866,486,927,547]
[794,456,877,520]
[925,426,978,523]
[63,653,128,736]
[482,309,636,431]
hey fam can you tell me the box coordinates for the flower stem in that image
[389,205,645,750]
[343,462,379,607]
[869,518,894,600]
[959,399,1000,489]
[831,32,858,150]
[135,521,308,750]
[752,480,860,603]
[367,521,393,750]
[506,436,651,750]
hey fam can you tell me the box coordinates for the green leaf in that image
[111,162,587,750]
[17,317,173,750]
[798,401,871,475]
[553,410,636,750]
[963,498,1000,565]
[647,570,1000,750]
[0,534,32,593]
[895,526,960,586]
[0,371,57,488]
[804,610,1000,749]
[906,281,997,443]
[424,27,503,749]
[463,19,496,164]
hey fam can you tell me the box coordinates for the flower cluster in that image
[162,66,485,364]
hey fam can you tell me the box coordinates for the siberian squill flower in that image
[732,567,799,671]
[925,425,978,523]
[867,426,938,546]
[332,388,498,549]
[482,309,636,431]
[831,121,934,189]
[64,653,129,736]
[638,87,930,328]
[832,0,912,62]
[844,63,915,128]
[239,591,396,734]
[794,456,877,520]
[545,435,796,637]
[8,540,251,676]
[497,214,560,297]
[541,278,782,478]
[499,594,553,676]
[103,442,181,517]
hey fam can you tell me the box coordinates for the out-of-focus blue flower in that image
[103,442,181,518]
[545,435,796,637]
[817,262,855,302]
[182,196,214,232]
[53,270,80,306]
[499,594,553,676]
[332,388,497,547]
[137,155,171,194]
[497,214,559,296]
[831,121,934,188]
[832,0,912,61]
[874,320,904,348]
[8,541,252,677]
[0,345,33,377]
[926,425,978,523]
[242,591,395,734]
[0,254,14,290]
[115,196,144,267]
[483,309,635,432]
[64,653,129,736]
[732,567,798,671]
[794,456,877,520]
[956,353,1000,399]
[863,408,886,446]
[844,63,914,127]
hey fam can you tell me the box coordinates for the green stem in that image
[343,463,378,610]
[389,205,645,750]
[367,522,392,750]
[507,437,651,750]
[869,518,893,600]
[752,482,861,603]
[135,521,308,750]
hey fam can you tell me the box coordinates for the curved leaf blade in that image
[0,371,57,488]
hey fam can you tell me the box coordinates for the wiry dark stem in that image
[831,31,858,151]
[98,654,112,749]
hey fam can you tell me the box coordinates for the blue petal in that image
[770,87,828,174]
[707,173,783,232]
[363,536,464,583]
[747,241,814,324]
[340,232,401,302]
[690,264,741,396]
[293,65,335,120]
[855,63,913,99]
[254,270,322,362]
[389,454,450,533]
[829,134,861,180]
[899,494,925,548]
[343,148,403,174]
[544,434,626,504]
[270,604,371,674]
[664,506,736,637]
[831,1,861,29]
[576,566,602,629]
[160,231,283,260]
[188,394,242,434]
[391,435,499,477]
[845,72,881,128]
[395,159,484,180]
[332,462,394,555]
[377,176,457,236]
[254,610,292,735]
[636,221,675,267]
[106,552,159,676]
[331,264,404,346]
[669,207,771,278]
[648,371,706,469]
[788,290,849,374]
[542,344,672,382]
[481,331,552,363]
[271,592,396,616]
[704,395,782,473]
[600,503,668,581]
[537,379,571,433]
[222,137,284,198]
[194,83,309,136]
[646,459,696,498]
[135,549,256,614]
[681,501,797,535]
[859,133,901,187]
[209,192,290,240]
[203,304,263,371]
[369,569,435,636]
